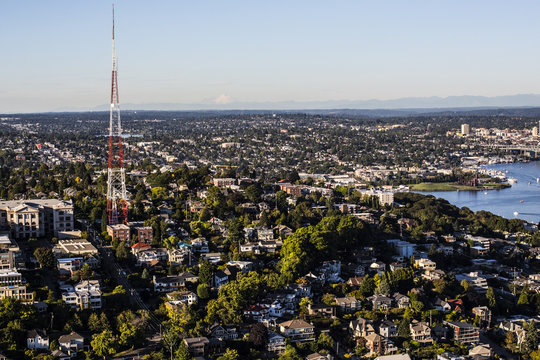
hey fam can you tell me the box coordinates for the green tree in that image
[174,341,192,360]
[164,235,180,250]
[80,263,93,280]
[523,321,539,354]
[34,247,55,268]
[217,348,239,360]
[250,322,268,349]
[198,260,213,286]
[317,332,334,351]
[518,286,530,306]
[91,330,117,359]
[197,283,210,300]
[88,313,101,333]
[279,345,302,360]
[101,211,108,233]
[398,318,411,338]
[486,287,497,310]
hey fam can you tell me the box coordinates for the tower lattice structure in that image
[106,5,128,225]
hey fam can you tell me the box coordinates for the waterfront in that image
[419,161,540,224]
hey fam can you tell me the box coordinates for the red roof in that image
[131,242,151,249]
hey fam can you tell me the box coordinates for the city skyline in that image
[3,1,540,113]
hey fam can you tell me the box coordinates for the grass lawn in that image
[411,182,480,191]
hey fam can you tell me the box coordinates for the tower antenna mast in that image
[106,4,128,226]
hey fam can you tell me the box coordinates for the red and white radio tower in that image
[106,5,128,225]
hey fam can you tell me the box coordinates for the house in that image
[51,350,71,360]
[213,266,240,288]
[379,320,397,338]
[208,324,238,341]
[131,242,151,255]
[410,321,433,344]
[183,337,210,357]
[227,260,253,272]
[347,276,365,287]
[61,280,102,311]
[278,319,315,342]
[334,296,361,312]
[368,295,393,310]
[166,290,198,306]
[434,298,452,312]
[58,331,84,353]
[415,258,436,271]
[244,305,269,322]
[472,306,492,328]
[168,248,189,266]
[393,293,409,308]
[27,329,49,349]
[375,355,411,360]
[447,299,464,313]
[191,238,209,253]
[370,262,386,275]
[267,330,286,354]
[307,303,335,317]
[444,321,479,344]
[469,344,493,358]
[306,353,334,360]
[135,248,168,267]
[153,272,198,292]
[350,318,375,339]
[365,333,384,356]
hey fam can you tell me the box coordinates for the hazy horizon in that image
[3,1,540,113]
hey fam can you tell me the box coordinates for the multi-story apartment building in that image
[134,226,153,243]
[444,321,480,344]
[107,224,130,242]
[0,284,33,302]
[0,199,74,239]
[0,269,23,285]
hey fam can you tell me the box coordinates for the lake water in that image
[417,161,540,224]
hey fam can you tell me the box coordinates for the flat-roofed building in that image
[0,284,33,302]
[0,199,74,239]
[444,321,479,344]
[0,269,23,285]
[57,239,98,255]
[134,226,153,243]
[107,224,130,242]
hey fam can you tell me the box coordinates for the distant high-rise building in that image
[461,124,471,135]
[533,126,539,137]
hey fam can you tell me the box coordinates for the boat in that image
[537,177,539,183]
[508,178,518,184]
[484,192,488,195]
[520,200,524,203]
[514,211,519,216]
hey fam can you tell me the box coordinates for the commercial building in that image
[461,124,470,135]
[0,199,74,239]
[57,239,98,255]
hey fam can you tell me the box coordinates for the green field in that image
[411,182,477,191]
[411,182,512,191]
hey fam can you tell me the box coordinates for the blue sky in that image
[2,1,540,112]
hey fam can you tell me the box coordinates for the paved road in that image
[86,226,162,337]
[480,332,518,360]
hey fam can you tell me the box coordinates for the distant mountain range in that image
[78,94,540,112]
